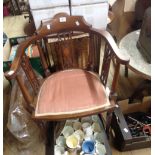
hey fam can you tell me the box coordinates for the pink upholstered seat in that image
[35,69,111,120]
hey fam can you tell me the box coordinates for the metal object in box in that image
[111,106,151,151]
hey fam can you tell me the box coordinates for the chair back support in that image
[36,13,102,73]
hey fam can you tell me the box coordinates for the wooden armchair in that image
[5,13,129,154]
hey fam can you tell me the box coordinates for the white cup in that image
[65,121,73,127]
[73,121,82,131]
[65,119,79,127]
[95,143,106,155]
[92,122,101,132]
[66,134,81,153]
[56,136,66,147]
[84,126,93,136]
[55,145,65,155]
[94,132,104,144]
[84,135,94,141]
[82,122,91,130]
[62,126,74,138]
[74,130,84,143]
[81,116,93,124]
[92,115,99,122]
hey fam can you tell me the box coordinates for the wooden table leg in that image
[105,111,113,139]
[125,66,128,77]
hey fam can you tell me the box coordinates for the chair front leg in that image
[46,121,55,155]
[105,95,118,139]
[105,110,114,139]
[98,110,113,139]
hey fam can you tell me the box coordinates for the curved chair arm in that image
[95,29,130,65]
[4,36,37,80]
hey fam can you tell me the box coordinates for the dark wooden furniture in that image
[4,13,129,154]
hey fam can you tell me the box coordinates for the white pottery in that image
[94,132,104,144]
[56,136,66,147]
[82,122,91,130]
[81,116,93,124]
[84,126,93,136]
[95,143,106,155]
[66,134,81,154]
[74,130,85,143]
[66,134,79,149]
[92,122,101,132]
[92,115,99,122]
[55,145,65,155]
[65,121,73,127]
[84,135,94,141]
[62,126,74,138]
[73,121,82,130]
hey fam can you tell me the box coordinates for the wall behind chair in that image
[29,0,70,29]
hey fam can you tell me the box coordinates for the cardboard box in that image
[71,3,109,30]
[29,0,69,10]
[118,97,151,114]
[31,6,70,29]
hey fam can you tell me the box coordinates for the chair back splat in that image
[37,13,102,73]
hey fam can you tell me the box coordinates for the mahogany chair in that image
[5,13,129,154]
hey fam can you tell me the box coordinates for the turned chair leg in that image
[98,112,112,139]
[125,66,128,77]
[105,111,113,139]
[46,122,55,155]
